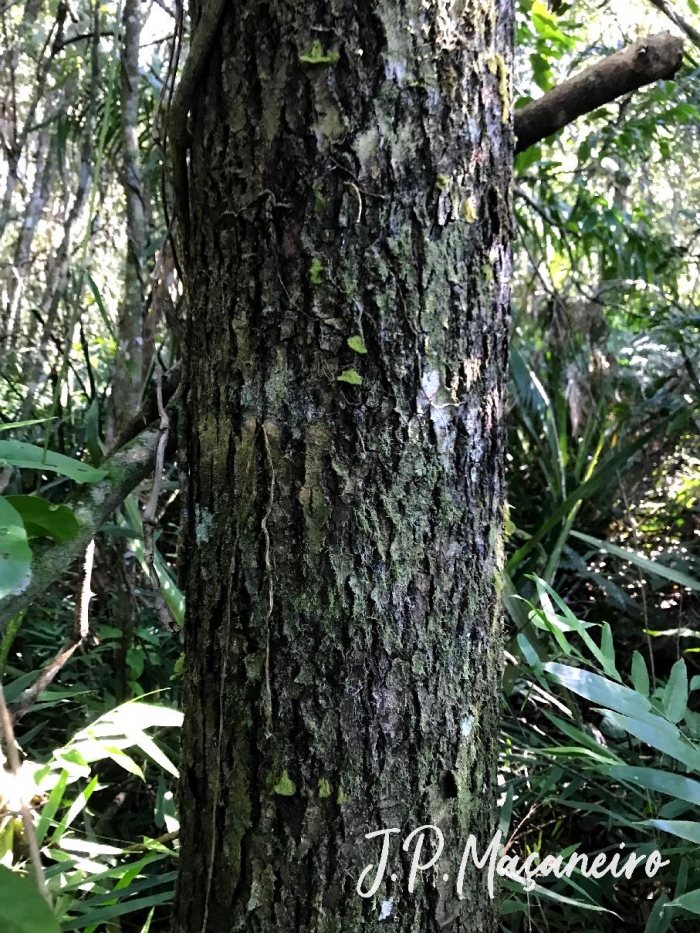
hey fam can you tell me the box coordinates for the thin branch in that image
[109,361,181,454]
[141,363,178,634]
[53,30,117,52]
[10,541,95,723]
[515,32,685,153]
[647,0,700,51]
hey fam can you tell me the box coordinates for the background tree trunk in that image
[109,0,146,441]
[175,0,513,930]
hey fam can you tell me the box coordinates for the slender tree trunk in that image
[175,1,513,930]
[2,129,54,349]
[109,0,146,441]
[19,151,93,419]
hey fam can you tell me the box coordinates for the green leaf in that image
[640,820,700,845]
[0,419,54,433]
[543,662,653,722]
[50,775,99,844]
[271,769,296,795]
[507,421,674,571]
[664,659,689,724]
[600,622,615,672]
[0,442,107,484]
[347,335,367,354]
[631,651,650,698]
[0,496,32,599]
[59,892,173,930]
[127,647,145,680]
[667,887,700,915]
[601,765,700,806]
[36,770,69,846]
[644,893,672,933]
[571,531,700,593]
[86,272,117,342]
[602,711,700,771]
[0,865,60,933]
[298,40,339,64]
[104,747,145,778]
[109,701,184,730]
[337,368,362,385]
[129,730,179,777]
[122,497,184,626]
[534,578,621,679]
[516,631,541,670]
[5,497,79,542]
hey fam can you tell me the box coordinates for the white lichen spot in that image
[195,506,214,544]
[385,60,407,83]
[379,898,394,920]
[429,402,454,461]
[356,127,380,178]
[416,369,456,466]
[421,369,441,402]
[461,715,474,738]
[89,486,107,507]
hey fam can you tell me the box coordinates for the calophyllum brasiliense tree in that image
[171,1,513,930]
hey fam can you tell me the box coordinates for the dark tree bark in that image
[174,1,513,931]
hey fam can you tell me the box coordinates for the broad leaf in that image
[543,662,654,721]
[631,651,650,699]
[639,820,700,845]
[666,888,700,915]
[0,441,106,484]
[0,865,59,933]
[5,496,79,542]
[664,659,689,724]
[0,496,32,599]
[603,712,700,771]
[601,765,700,806]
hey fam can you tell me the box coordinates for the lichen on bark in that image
[175,0,514,930]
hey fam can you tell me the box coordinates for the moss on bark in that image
[175,0,514,930]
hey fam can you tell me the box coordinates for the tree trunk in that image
[175,1,513,930]
[109,0,146,441]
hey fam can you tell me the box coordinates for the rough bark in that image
[175,1,513,931]
[514,31,684,154]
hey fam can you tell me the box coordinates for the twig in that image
[0,684,51,904]
[647,0,700,51]
[142,362,178,634]
[109,361,181,455]
[10,541,95,723]
[260,423,275,737]
[125,829,179,852]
